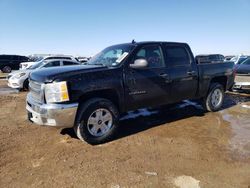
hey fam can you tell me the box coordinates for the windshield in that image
[28,61,45,69]
[87,44,135,67]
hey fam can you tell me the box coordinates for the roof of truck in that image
[137,41,187,44]
[111,41,189,47]
[130,41,188,45]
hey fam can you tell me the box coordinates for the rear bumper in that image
[26,93,78,128]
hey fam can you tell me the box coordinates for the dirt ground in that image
[0,72,8,79]
[0,79,250,188]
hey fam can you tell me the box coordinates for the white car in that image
[19,55,78,70]
[8,59,80,90]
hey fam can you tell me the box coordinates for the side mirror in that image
[130,59,148,69]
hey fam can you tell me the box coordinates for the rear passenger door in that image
[164,44,198,102]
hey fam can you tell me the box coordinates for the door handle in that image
[187,71,196,75]
[159,73,172,83]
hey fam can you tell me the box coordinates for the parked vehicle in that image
[78,57,90,64]
[26,41,234,144]
[8,59,80,90]
[224,56,235,61]
[230,55,249,65]
[0,55,30,73]
[233,58,250,92]
[19,55,78,70]
[195,54,224,64]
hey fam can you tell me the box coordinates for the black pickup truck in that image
[26,41,234,144]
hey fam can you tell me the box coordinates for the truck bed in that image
[197,61,234,97]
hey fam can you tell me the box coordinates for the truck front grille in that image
[29,80,44,104]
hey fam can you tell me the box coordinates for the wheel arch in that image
[78,89,121,112]
[209,76,228,91]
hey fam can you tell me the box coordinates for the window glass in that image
[136,49,146,58]
[43,61,60,67]
[209,55,218,61]
[242,59,250,65]
[29,61,44,69]
[135,45,165,68]
[165,46,190,66]
[63,61,78,66]
[103,49,123,59]
[87,44,135,67]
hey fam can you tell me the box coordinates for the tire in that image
[2,66,12,73]
[23,79,29,91]
[74,98,119,145]
[202,83,224,112]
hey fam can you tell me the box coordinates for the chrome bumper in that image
[26,93,78,127]
[233,82,250,90]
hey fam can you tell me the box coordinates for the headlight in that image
[44,81,69,103]
[13,72,26,79]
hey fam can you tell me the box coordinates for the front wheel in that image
[74,98,119,145]
[202,83,224,112]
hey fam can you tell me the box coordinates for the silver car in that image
[19,55,78,70]
[8,59,80,90]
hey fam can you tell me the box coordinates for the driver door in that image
[124,44,171,110]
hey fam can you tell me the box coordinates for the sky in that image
[0,0,249,56]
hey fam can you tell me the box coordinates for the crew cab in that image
[26,41,234,144]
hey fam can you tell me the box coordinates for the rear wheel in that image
[202,83,224,112]
[74,98,119,145]
[2,66,12,73]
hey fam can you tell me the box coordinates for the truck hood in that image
[30,64,107,83]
